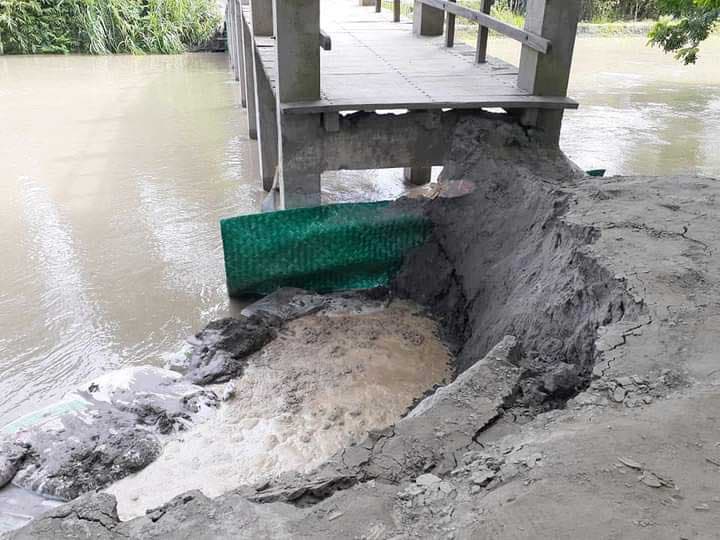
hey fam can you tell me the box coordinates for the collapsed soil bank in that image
[396,113,641,415]
[12,114,714,539]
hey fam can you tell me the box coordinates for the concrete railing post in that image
[273,0,322,208]
[518,0,580,145]
[250,0,273,36]
[413,0,444,36]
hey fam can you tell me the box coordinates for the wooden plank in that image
[419,0,550,53]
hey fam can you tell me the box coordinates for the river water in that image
[1,37,719,426]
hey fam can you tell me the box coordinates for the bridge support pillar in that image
[279,115,322,209]
[518,0,580,146]
[404,167,432,186]
[412,0,444,36]
[274,0,321,208]
[241,13,258,140]
[229,0,247,107]
[254,45,278,191]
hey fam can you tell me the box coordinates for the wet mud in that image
[105,298,451,519]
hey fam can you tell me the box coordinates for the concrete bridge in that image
[225,0,580,208]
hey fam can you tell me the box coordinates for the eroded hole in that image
[104,296,453,519]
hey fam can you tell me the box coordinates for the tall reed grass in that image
[0,0,220,54]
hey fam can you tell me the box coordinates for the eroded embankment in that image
[6,114,659,539]
[398,113,644,413]
[239,114,647,500]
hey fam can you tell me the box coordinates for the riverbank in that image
[7,113,720,539]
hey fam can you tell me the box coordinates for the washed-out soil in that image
[7,112,719,539]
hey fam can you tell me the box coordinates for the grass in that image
[0,0,220,55]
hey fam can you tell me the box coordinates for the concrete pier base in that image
[404,167,432,185]
[278,115,322,209]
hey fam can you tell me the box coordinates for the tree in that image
[649,0,720,63]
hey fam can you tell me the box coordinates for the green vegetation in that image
[649,0,720,63]
[0,0,220,54]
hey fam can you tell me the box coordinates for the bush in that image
[492,0,661,21]
[649,0,720,63]
[0,0,220,54]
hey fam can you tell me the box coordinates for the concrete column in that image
[273,0,321,208]
[250,0,273,36]
[231,0,247,107]
[253,46,278,191]
[241,13,258,140]
[518,0,580,145]
[412,0,444,36]
[226,4,236,72]
[278,115,323,209]
[273,0,320,102]
[404,167,432,185]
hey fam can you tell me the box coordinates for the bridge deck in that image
[254,0,578,114]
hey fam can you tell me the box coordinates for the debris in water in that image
[470,470,495,487]
[416,474,442,487]
[617,457,643,470]
[640,472,663,488]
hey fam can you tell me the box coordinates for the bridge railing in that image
[405,0,579,142]
[374,0,550,62]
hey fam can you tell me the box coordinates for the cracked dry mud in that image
[8,114,720,539]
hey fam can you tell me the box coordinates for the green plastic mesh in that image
[220,201,431,297]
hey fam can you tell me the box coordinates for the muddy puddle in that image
[105,299,451,519]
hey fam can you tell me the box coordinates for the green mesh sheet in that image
[220,201,431,297]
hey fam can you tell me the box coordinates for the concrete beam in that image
[285,110,455,173]
[412,0,444,36]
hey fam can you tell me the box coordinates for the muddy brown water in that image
[105,299,451,519]
[1,38,719,426]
